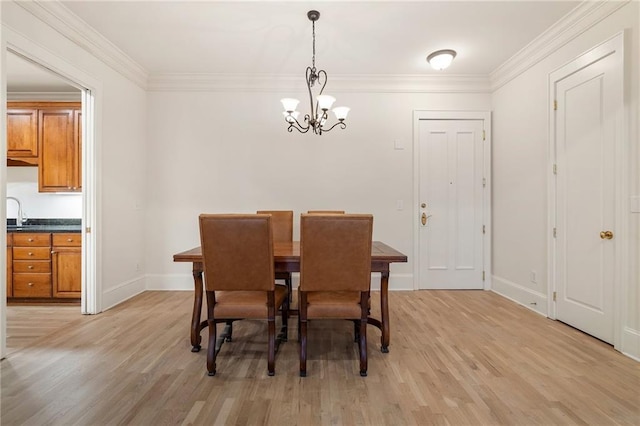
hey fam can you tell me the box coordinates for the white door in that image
[418,119,485,289]
[553,40,622,344]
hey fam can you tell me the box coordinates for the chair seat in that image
[306,291,363,319]
[214,286,288,319]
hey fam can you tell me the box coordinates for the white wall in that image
[144,89,491,291]
[491,1,639,359]
[6,167,82,219]
[1,1,149,310]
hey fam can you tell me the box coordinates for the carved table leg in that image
[191,262,204,352]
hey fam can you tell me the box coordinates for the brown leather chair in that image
[298,214,373,377]
[199,214,289,377]
[257,210,293,301]
[307,210,345,214]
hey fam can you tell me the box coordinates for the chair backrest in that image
[256,210,293,243]
[307,210,345,215]
[300,214,373,292]
[199,214,274,292]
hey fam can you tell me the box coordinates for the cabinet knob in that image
[28,283,34,287]
[28,265,33,269]
[28,252,34,256]
[28,238,34,242]
[67,238,73,242]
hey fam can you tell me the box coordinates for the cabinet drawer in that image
[13,274,51,298]
[13,233,51,246]
[13,260,51,273]
[52,233,81,247]
[13,247,51,260]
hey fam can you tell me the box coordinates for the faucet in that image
[6,196,27,226]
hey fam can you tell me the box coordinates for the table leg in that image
[191,262,204,352]
[380,270,390,353]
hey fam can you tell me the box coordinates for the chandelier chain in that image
[311,20,316,71]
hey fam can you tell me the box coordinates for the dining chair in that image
[257,210,293,302]
[307,210,345,214]
[199,214,289,377]
[298,213,373,377]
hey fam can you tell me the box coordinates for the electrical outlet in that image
[135,262,140,272]
[530,270,537,283]
[396,200,404,210]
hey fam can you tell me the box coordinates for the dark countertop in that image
[6,219,81,233]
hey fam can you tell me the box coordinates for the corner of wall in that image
[491,275,548,317]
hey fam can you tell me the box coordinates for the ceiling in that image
[8,1,582,90]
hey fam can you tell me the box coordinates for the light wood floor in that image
[1,291,638,425]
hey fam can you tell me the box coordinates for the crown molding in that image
[147,73,491,94]
[16,0,149,89]
[490,0,630,91]
[7,91,81,101]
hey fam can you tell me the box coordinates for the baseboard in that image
[145,272,415,292]
[621,327,640,361]
[491,275,548,316]
[101,276,146,311]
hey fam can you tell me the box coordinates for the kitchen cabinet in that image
[52,233,81,298]
[6,102,81,191]
[7,106,39,165]
[38,106,82,192]
[11,233,52,298]
[6,234,12,298]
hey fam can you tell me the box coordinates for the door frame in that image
[1,27,102,358]
[547,32,626,349]
[413,111,492,291]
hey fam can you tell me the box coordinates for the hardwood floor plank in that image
[2,290,639,425]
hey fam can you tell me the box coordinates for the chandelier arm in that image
[285,114,311,133]
[305,66,316,124]
[321,121,347,133]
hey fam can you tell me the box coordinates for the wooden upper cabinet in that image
[38,105,82,192]
[7,107,39,165]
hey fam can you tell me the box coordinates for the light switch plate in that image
[631,196,640,213]
[393,139,404,150]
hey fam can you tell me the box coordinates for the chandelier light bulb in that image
[281,98,300,112]
[332,106,350,121]
[316,95,336,111]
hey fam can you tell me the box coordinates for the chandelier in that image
[280,10,349,135]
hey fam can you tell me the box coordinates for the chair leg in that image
[286,275,293,304]
[207,320,217,376]
[268,319,276,376]
[359,319,367,377]
[281,295,289,342]
[225,320,233,342]
[353,320,359,343]
[299,292,308,377]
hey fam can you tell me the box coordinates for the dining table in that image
[173,241,408,353]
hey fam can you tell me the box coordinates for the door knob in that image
[421,213,432,226]
[421,203,426,208]
[600,231,614,240]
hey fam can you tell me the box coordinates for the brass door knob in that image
[600,231,614,240]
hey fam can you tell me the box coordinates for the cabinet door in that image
[7,244,13,298]
[52,246,81,298]
[38,108,76,192]
[74,110,82,190]
[7,108,39,164]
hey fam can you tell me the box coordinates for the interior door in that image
[418,119,485,289]
[553,47,621,344]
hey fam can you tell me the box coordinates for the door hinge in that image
[86,227,91,234]
[553,164,557,175]
[482,271,485,281]
[553,291,557,302]
[553,100,557,110]
[482,225,486,234]
[553,227,557,238]
[482,130,486,141]
[482,177,486,187]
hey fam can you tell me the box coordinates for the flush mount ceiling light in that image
[280,10,349,135]
[427,49,457,70]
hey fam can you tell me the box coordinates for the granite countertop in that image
[6,218,82,233]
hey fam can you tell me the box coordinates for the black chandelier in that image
[280,10,349,135]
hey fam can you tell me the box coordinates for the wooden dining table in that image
[173,241,408,353]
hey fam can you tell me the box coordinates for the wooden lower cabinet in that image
[52,234,81,298]
[6,234,12,298]
[7,232,81,301]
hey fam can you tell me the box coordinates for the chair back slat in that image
[300,214,373,292]
[199,214,274,291]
